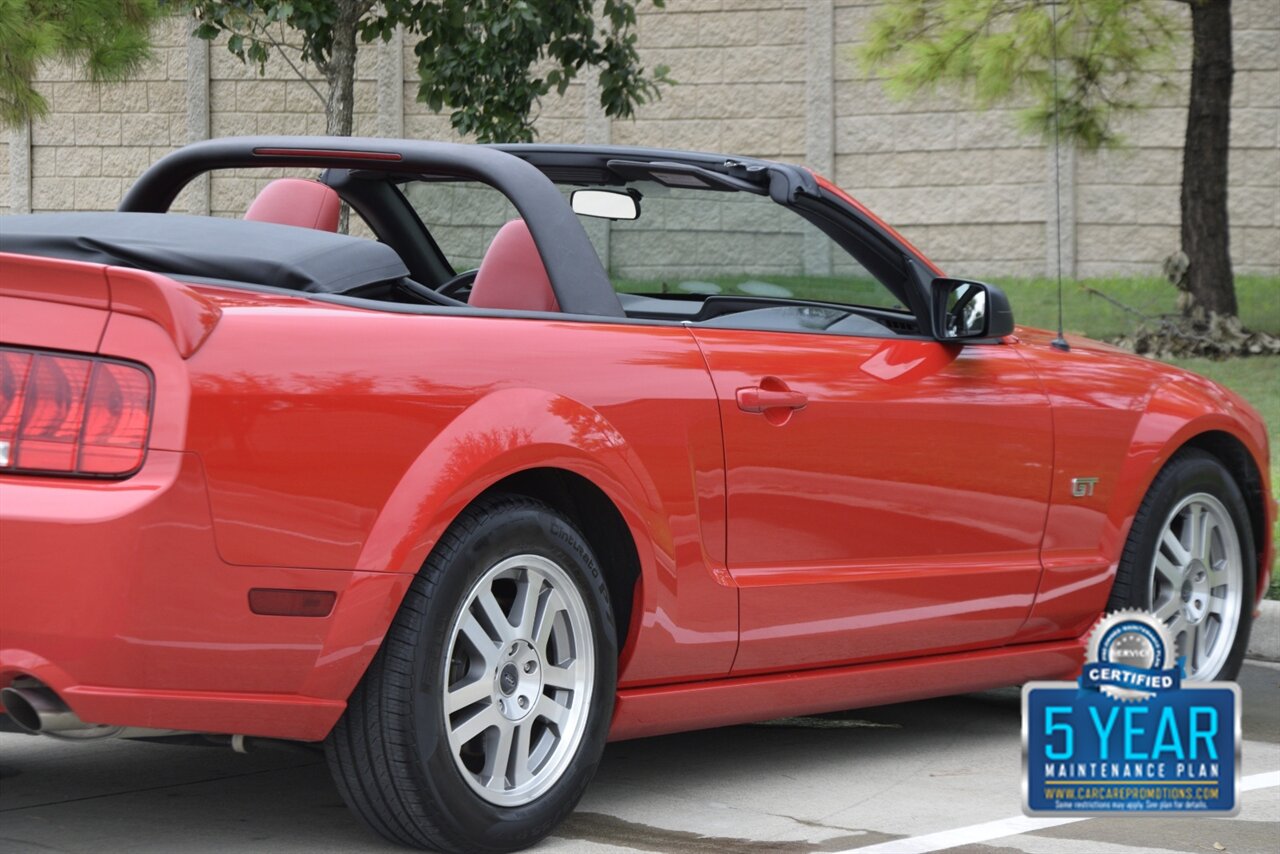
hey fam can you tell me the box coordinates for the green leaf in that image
[4,0,670,142]
[1,0,164,126]
[858,0,1179,150]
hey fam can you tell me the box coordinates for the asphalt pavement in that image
[2,662,1277,854]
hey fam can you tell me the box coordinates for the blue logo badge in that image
[1023,609,1240,815]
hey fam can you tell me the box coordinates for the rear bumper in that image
[0,451,411,741]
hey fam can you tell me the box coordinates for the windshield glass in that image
[578,181,903,310]
[400,177,906,312]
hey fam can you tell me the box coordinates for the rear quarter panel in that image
[182,291,735,686]
[0,254,111,353]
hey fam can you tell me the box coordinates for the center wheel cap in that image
[494,639,542,722]
[1182,559,1211,623]
[499,664,519,695]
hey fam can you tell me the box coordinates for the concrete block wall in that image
[1070,0,1280,278]
[15,16,189,215]
[2,2,1277,280]
[0,139,10,216]
[609,189,812,281]
[618,0,808,160]
[403,182,521,270]
[832,1,1047,279]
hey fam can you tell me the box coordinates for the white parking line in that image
[1242,770,1280,791]
[838,770,1280,854]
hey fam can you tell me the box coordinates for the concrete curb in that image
[1246,599,1280,662]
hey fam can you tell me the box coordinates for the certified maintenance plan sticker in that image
[1023,610,1241,816]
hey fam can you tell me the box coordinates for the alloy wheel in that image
[1147,492,1243,680]
[442,554,595,807]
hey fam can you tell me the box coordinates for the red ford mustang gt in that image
[0,137,1273,852]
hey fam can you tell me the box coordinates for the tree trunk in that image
[323,1,360,232]
[1180,0,1236,318]
[325,1,359,137]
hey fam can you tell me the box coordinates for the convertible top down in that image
[0,136,1273,853]
[0,212,410,294]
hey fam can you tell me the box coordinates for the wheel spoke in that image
[1184,504,1205,561]
[535,695,571,730]
[451,704,501,747]
[1188,622,1205,672]
[476,587,515,644]
[1153,553,1183,588]
[543,664,577,690]
[446,678,491,714]
[534,588,567,653]
[484,719,515,790]
[457,613,499,670]
[1161,527,1191,567]
[1208,583,1228,612]
[1207,558,1229,586]
[511,723,534,787]
[1199,518,1219,564]
[1153,596,1181,623]
[513,571,544,638]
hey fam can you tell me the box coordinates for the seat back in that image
[467,220,559,312]
[244,179,341,232]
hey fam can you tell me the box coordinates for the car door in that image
[554,171,1055,675]
[688,327,1054,674]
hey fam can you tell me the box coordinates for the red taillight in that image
[0,350,34,456]
[79,362,152,473]
[16,355,92,471]
[0,347,152,477]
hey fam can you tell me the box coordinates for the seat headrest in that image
[244,179,341,232]
[468,220,560,313]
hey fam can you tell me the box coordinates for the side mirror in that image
[570,189,640,221]
[930,278,1014,341]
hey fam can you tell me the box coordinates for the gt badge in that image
[1071,476,1099,497]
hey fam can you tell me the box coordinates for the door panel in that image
[688,329,1054,673]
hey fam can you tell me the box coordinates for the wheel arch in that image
[1111,389,1273,610]
[474,467,643,652]
[1173,429,1271,602]
[353,387,664,657]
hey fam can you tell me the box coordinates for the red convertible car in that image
[0,137,1273,852]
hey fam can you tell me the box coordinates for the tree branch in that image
[255,24,327,107]
[212,13,328,107]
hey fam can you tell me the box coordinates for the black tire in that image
[325,494,617,853]
[1107,448,1256,681]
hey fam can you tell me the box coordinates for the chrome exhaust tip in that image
[0,685,83,734]
[2,682,192,740]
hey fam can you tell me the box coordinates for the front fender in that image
[1019,350,1273,641]
[1111,376,1270,551]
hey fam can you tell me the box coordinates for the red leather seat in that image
[468,220,560,312]
[244,179,341,232]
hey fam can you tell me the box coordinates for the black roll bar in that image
[119,136,624,318]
